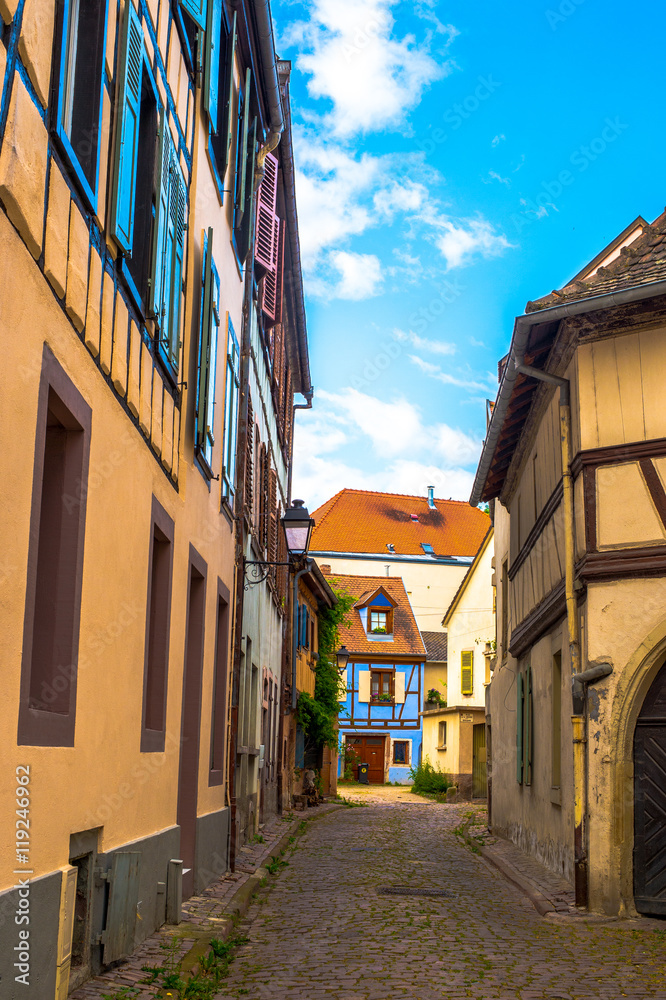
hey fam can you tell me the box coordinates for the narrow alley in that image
[217,801,666,1000]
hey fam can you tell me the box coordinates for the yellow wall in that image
[0,0,246,889]
[296,582,318,698]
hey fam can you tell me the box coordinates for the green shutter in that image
[110,1,144,253]
[524,665,532,786]
[217,11,237,180]
[150,111,171,324]
[204,0,223,128]
[236,68,252,223]
[197,228,214,450]
[516,672,524,783]
[179,0,208,29]
[236,116,257,263]
[461,651,473,695]
[168,162,187,371]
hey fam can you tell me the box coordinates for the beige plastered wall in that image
[445,537,494,706]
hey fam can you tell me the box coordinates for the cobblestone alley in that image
[217,801,666,1000]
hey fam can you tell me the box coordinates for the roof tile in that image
[311,489,489,557]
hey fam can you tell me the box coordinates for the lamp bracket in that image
[243,558,293,589]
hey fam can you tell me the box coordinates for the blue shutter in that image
[167,154,187,371]
[204,0,223,128]
[179,0,208,29]
[237,68,251,222]
[150,111,171,324]
[196,228,220,466]
[110,1,144,253]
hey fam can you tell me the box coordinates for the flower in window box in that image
[371,626,387,634]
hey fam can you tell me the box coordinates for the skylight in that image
[421,543,435,554]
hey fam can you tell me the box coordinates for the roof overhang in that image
[470,278,666,506]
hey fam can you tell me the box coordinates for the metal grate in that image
[376,886,453,898]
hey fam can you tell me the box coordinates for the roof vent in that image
[386,543,395,553]
[427,486,435,509]
[411,514,419,522]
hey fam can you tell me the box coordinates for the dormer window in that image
[370,610,391,633]
[421,543,434,555]
[356,586,397,639]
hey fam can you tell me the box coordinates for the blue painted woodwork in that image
[338,659,425,784]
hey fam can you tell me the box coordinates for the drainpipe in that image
[251,0,284,180]
[286,397,313,505]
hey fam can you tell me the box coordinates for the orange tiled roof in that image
[311,489,489,557]
[327,573,426,659]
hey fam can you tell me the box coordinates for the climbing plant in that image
[297,583,355,751]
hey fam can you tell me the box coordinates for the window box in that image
[370,693,393,705]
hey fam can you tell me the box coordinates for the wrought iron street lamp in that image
[336,645,350,675]
[244,499,315,587]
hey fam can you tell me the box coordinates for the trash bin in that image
[358,762,369,784]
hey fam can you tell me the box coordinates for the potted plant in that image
[371,626,387,634]
[425,688,446,709]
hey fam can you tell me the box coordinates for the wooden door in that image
[347,735,385,784]
[634,661,666,915]
[472,723,487,799]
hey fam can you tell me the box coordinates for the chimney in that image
[427,486,435,509]
[320,564,331,575]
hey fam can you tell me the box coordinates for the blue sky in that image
[274,0,666,510]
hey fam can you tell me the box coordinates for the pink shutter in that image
[262,218,282,322]
[255,152,278,271]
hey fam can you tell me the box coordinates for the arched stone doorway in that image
[634,659,666,915]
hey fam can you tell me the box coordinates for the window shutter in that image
[196,227,214,451]
[217,11,237,180]
[268,467,278,574]
[394,672,405,704]
[245,392,253,520]
[110,1,144,253]
[358,670,370,703]
[178,0,208,30]
[261,447,270,551]
[524,665,532,786]
[262,220,283,324]
[461,651,474,695]
[237,69,252,222]
[236,101,257,263]
[255,152,278,270]
[516,671,524,783]
[204,0,222,127]
[170,157,187,370]
[302,607,309,648]
[150,112,171,324]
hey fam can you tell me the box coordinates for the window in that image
[232,69,256,263]
[210,581,230,784]
[421,542,435,554]
[205,5,237,196]
[19,347,91,747]
[461,651,474,695]
[141,499,174,752]
[368,607,393,634]
[55,0,106,208]
[220,316,240,503]
[110,3,186,371]
[371,670,394,703]
[299,604,310,649]
[438,721,447,748]
[196,227,221,472]
[552,652,562,789]
[393,741,410,765]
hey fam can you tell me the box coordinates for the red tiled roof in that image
[526,210,666,313]
[311,489,489,557]
[327,573,426,659]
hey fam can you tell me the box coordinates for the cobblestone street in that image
[217,801,666,1000]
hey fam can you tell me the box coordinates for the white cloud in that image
[424,215,513,269]
[393,328,456,356]
[285,0,448,137]
[330,250,383,299]
[491,134,506,147]
[484,169,510,186]
[409,355,495,393]
[291,387,482,508]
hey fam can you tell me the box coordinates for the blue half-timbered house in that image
[329,573,426,783]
